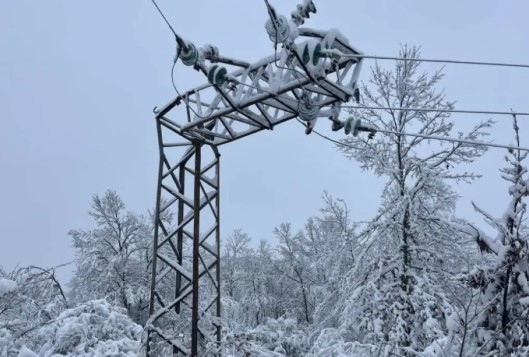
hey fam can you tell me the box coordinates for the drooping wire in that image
[170,49,181,94]
[169,60,212,120]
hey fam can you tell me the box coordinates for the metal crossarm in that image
[155,28,363,146]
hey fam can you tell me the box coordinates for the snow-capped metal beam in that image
[155,28,363,146]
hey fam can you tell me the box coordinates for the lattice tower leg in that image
[147,123,221,356]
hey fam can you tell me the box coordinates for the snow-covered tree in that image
[224,317,309,356]
[308,192,356,331]
[321,45,491,354]
[273,223,316,324]
[222,231,286,330]
[221,192,358,341]
[465,116,529,355]
[1,268,67,335]
[35,299,142,356]
[0,265,69,356]
[68,190,152,324]
[223,230,252,300]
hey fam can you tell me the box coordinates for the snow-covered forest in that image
[2,47,528,356]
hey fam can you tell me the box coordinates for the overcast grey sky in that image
[1,1,528,282]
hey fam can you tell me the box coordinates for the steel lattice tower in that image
[146,2,364,355]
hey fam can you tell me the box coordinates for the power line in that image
[298,120,529,153]
[150,0,529,120]
[273,52,529,152]
[163,70,529,136]
[169,72,529,152]
[151,3,529,149]
[263,26,520,150]
[238,82,529,117]
[375,127,529,152]
[330,53,529,69]
[150,0,197,119]
[168,63,529,120]
[167,58,529,120]
[340,105,529,117]
[150,0,178,40]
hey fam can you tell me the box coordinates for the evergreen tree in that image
[467,116,529,355]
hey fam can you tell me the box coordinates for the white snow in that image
[0,278,17,296]
[16,346,38,357]
[517,272,529,294]
[520,297,529,306]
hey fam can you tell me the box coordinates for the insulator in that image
[353,87,361,103]
[344,117,362,136]
[291,1,316,26]
[305,118,317,135]
[265,15,291,44]
[331,120,344,131]
[201,44,219,59]
[179,43,199,66]
[298,98,319,122]
[207,65,228,86]
[299,39,323,66]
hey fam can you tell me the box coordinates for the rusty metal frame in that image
[147,23,363,357]
[147,136,221,356]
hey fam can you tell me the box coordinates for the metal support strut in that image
[147,117,221,356]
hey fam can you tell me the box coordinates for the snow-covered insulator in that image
[291,0,317,26]
[298,39,324,66]
[344,117,362,136]
[298,97,319,122]
[265,15,291,44]
[207,65,229,86]
[179,42,199,66]
[201,44,219,59]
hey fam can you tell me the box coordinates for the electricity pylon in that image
[147,1,364,355]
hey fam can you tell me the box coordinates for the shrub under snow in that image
[35,299,142,356]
